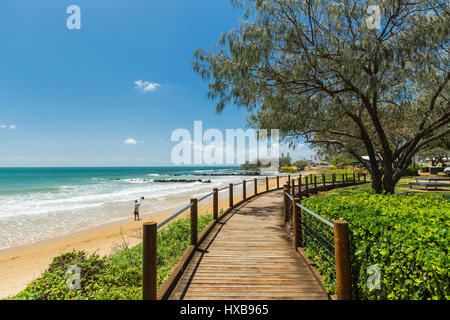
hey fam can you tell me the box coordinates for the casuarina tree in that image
[192,0,449,193]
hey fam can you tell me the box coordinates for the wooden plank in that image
[167,190,329,300]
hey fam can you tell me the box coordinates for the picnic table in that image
[410,177,450,190]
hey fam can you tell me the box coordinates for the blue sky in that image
[0,0,313,167]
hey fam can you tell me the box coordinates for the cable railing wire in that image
[284,189,337,286]
[297,203,334,228]
[300,206,336,283]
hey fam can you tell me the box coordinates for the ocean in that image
[0,166,258,250]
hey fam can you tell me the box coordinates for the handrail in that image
[296,202,334,228]
[146,173,368,300]
[157,202,193,229]
[197,191,214,202]
[285,187,335,229]
[157,175,273,228]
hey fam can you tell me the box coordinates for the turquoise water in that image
[0,166,247,249]
[0,167,237,195]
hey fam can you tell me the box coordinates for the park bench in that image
[409,182,450,190]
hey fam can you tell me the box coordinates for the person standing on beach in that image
[134,200,140,221]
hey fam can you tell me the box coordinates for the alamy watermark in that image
[365,5,382,30]
[171,121,280,168]
[367,264,381,290]
[65,265,81,290]
[66,5,81,30]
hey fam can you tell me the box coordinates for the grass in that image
[312,177,450,197]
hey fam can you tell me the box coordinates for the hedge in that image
[401,166,419,177]
[302,193,449,300]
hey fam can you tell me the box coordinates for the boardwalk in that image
[168,189,328,300]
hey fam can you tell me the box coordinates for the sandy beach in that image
[0,177,285,299]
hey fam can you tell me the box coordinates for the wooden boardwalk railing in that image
[143,173,367,300]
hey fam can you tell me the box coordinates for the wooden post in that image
[342,173,345,184]
[142,222,157,300]
[283,185,288,224]
[345,173,348,182]
[298,176,302,197]
[288,174,291,185]
[353,172,355,183]
[190,198,198,246]
[266,177,269,191]
[242,181,246,200]
[213,188,218,220]
[291,179,295,196]
[322,174,326,187]
[332,174,336,187]
[276,176,280,189]
[305,176,308,191]
[229,183,233,208]
[334,220,352,300]
[314,175,317,191]
[254,178,258,195]
[293,198,302,250]
[364,173,367,183]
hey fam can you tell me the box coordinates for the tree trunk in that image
[383,162,395,194]
[383,175,395,194]
[371,175,383,194]
[369,163,383,194]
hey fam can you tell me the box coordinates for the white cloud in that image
[1,124,15,129]
[124,138,138,145]
[134,80,161,92]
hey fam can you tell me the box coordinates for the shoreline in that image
[0,177,283,299]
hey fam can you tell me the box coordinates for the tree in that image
[279,153,292,167]
[193,0,449,194]
[293,159,308,170]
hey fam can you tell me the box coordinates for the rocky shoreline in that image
[153,179,212,183]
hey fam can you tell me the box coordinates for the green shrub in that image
[292,160,308,171]
[302,194,449,300]
[402,166,419,177]
[10,251,142,300]
[10,213,213,300]
[330,157,352,166]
